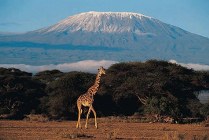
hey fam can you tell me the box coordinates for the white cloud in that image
[1,60,208,73]
[0,60,118,73]
[169,60,209,71]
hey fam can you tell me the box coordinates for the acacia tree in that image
[100,60,209,117]
[0,68,45,119]
[200,101,209,118]
[41,72,95,119]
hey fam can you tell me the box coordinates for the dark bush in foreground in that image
[0,68,45,119]
[99,60,209,117]
[40,72,95,119]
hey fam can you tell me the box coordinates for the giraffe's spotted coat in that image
[76,66,106,129]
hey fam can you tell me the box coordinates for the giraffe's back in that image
[77,93,94,107]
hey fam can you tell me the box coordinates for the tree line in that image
[0,60,209,120]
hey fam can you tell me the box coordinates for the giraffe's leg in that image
[91,106,98,128]
[85,106,92,129]
[76,104,82,128]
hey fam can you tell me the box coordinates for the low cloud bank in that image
[169,60,209,71]
[1,60,209,73]
[0,60,118,73]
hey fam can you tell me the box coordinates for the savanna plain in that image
[0,117,209,140]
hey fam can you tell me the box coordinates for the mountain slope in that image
[0,11,209,65]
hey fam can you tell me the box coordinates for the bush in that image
[0,68,45,119]
[100,60,209,117]
[144,96,180,117]
[41,72,95,119]
[200,102,209,118]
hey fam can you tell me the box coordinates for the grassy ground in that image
[0,117,209,140]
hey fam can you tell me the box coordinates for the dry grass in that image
[0,117,209,140]
[63,133,94,139]
[162,131,209,140]
[106,128,120,139]
[24,114,49,122]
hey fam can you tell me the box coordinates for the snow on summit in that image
[40,11,154,33]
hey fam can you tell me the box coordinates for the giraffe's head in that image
[98,66,106,75]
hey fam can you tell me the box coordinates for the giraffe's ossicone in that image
[76,66,106,129]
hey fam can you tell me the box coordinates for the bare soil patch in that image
[0,117,209,140]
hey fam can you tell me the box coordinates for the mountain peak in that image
[79,11,151,18]
[38,11,154,33]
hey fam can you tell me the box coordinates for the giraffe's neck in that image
[87,72,102,96]
[94,72,102,87]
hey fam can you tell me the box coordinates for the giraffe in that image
[76,66,106,129]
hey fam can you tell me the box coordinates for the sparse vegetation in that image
[63,133,94,139]
[106,129,120,139]
[24,114,49,122]
[1,120,208,140]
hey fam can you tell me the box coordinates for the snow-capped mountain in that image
[37,11,167,35]
[38,11,154,33]
[0,11,209,65]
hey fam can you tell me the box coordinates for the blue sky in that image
[0,0,209,38]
